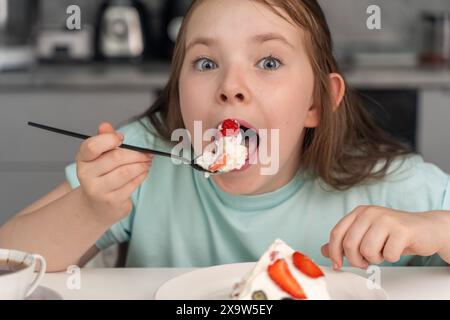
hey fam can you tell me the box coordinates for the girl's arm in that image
[0,122,153,272]
[0,182,103,272]
[321,206,450,269]
[16,181,73,216]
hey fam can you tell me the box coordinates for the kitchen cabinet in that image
[417,89,450,174]
[0,90,155,224]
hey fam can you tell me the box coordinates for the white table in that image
[37,267,450,300]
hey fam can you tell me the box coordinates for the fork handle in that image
[119,143,189,164]
[28,121,191,164]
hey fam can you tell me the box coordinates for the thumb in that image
[97,122,124,143]
[321,243,330,258]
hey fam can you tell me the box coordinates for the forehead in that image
[185,0,304,48]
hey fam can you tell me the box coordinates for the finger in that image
[96,161,152,192]
[98,122,114,134]
[342,213,375,269]
[77,133,124,162]
[98,122,125,140]
[359,224,389,265]
[321,244,330,258]
[112,169,150,202]
[84,148,154,177]
[328,206,366,268]
[383,233,409,264]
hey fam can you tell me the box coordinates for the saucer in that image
[26,286,63,300]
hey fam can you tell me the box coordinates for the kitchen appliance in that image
[95,0,148,60]
[160,0,192,60]
[0,0,39,70]
[420,12,450,67]
[36,28,94,62]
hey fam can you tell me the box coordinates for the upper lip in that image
[214,118,258,132]
[213,118,260,148]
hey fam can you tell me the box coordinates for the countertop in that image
[0,62,171,91]
[32,266,450,300]
[1,63,450,91]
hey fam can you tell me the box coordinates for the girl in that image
[1,0,450,272]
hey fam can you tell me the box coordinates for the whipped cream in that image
[196,121,248,178]
[231,239,331,300]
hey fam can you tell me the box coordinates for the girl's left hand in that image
[321,206,450,269]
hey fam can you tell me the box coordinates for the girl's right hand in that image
[75,122,153,225]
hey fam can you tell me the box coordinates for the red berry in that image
[220,119,240,136]
[292,251,324,278]
[268,259,307,299]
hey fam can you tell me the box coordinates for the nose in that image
[216,69,251,106]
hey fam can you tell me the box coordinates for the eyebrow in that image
[185,32,295,52]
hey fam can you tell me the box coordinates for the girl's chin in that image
[211,164,265,195]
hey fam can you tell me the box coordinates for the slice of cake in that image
[196,119,248,177]
[231,239,330,300]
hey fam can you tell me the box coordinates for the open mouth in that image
[210,119,260,154]
[196,118,261,176]
[240,125,260,151]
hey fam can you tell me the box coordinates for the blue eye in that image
[257,56,282,71]
[193,58,217,71]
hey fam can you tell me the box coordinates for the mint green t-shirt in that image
[65,118,450,268]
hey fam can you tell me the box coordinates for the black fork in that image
[27,122,218,174]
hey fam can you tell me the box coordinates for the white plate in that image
[155,262,388,300]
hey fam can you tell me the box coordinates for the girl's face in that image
[179,0,318,195]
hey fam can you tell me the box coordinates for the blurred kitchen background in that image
[1,0,450,224]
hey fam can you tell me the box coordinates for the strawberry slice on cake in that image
[231,239,330,300]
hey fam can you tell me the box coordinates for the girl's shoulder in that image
[368,154,450,211]
[382,154,448,184]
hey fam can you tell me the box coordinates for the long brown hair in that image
[136,0,412,190]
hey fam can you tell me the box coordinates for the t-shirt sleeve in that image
[442,175,450,211]
[94,214,135,251]
[65,162,80,189]
[63,118,162,251]
[383,155,450,213]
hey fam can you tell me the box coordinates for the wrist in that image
[429,211,450,263]
[73,187,117,229]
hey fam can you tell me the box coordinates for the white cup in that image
[0,249,46,300]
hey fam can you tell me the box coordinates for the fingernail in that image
[117,132,124,140]
[333,262,339,270]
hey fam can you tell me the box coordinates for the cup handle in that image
[25,254,47,298]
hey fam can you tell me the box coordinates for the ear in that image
[304,73,346,128]
[328,73,345,111]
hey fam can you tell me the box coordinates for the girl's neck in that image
[212,145,302,196]
[254,147,302,195]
